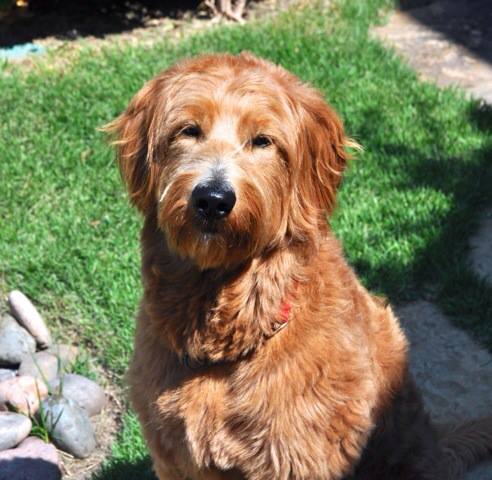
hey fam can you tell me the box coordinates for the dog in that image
[106,52,492,479]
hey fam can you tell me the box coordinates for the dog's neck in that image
[140,216,310,364]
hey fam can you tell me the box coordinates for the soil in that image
[0,0,295,68]
[0,0,203,48]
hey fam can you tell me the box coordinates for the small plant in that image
[29,382,64,443]
[29,400,51,443]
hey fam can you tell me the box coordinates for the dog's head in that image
[107,53,355,269]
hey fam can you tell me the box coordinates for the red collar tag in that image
[272,299,292,333]
[278,300,292,325]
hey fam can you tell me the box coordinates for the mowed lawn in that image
[1,0,491,478]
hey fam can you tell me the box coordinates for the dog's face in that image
[108,53,352,269]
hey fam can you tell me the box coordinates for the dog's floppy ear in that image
[289,86,358,239]
[103,77,164,213]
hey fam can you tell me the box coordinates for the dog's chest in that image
[149,353,380,480]
[153,367,248,475]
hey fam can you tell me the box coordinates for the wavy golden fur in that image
[106,52,492,479]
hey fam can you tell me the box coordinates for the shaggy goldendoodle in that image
[107,52,492,480]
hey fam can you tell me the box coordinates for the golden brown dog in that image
[107,52,492,479]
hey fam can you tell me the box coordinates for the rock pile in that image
[0,290,107,479]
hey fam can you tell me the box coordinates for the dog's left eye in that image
[181,125,202,138]
[251,135,272,148]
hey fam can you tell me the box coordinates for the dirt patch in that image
[0,0,295,53]
[0,0,201,48]
[0,0,298,73]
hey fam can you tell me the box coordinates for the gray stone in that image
[0,436,61,480]
[47,344,78,370]
[18,352,59,384]
[8,290,52,349]
[51,374,106,417]
[0,412,32,451]
[0,315,36,367]
[0,369,16,383]
[40,397,96,459]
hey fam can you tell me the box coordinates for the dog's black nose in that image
[191,183,236,220]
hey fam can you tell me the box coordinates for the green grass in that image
[1,0,491,478]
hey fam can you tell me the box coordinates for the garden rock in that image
[8,290,52,349]
[0,369,16,383]
[0,375,48,416]
[0,314,36,366]
[0,436,61,480]
[47,343,78,370]
[41,397,96,459]
[0,412,32,451]
[51,373,106,417]
[18,351,59,384]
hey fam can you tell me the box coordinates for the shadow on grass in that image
[0,457,62,479]
[350,100,492,350]
[0,0,201,48]
[93,456,156,480]
[397,0,492,69]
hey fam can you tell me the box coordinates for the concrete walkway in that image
[374,2,492,477]
[373,0,492,103]
[398,302,492,479]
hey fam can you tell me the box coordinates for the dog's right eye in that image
[181,125,202,138]
[251,135,272,148]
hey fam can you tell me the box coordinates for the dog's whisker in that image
[228,141,247,158]
[159,183,172,204]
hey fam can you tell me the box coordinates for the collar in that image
[272,298,292,333]
[183,296,294,371]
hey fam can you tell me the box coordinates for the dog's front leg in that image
[153,458,184,480]
[154,461,243,480]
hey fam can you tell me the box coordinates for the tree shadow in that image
[346,100,492,349]
[397,0,492,67]
[92,456,156,480]
[0,0,201,48]
[0,457,62,479]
